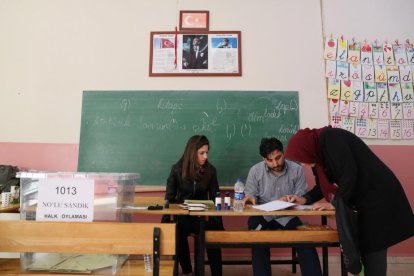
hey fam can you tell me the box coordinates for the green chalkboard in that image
[78,91,299,186]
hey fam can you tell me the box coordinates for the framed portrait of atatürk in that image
[149,31,242,77]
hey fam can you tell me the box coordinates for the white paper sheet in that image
[252,200,296,211]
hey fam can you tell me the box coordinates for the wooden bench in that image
[0,220,176,276]
[205,228,339,244]
[200,228,344,276]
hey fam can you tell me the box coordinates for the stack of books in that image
[180,200,214,211]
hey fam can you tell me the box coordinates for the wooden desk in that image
[190,204,336,217]
[0,220,176,276]
[119,204,188,216]
[190,205,342,276]
[119,196,189,216]
[0,203,20,213]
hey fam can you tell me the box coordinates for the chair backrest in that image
[0,220,176,256]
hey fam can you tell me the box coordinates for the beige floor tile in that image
[179,257,414,276]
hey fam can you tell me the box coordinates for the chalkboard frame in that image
[149,31,242,77]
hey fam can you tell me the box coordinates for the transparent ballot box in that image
[17,171,140,275]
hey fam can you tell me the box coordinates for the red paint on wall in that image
[0,142,78,172]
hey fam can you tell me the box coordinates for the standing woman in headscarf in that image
[164,135,223,276]
[284,126,414,276]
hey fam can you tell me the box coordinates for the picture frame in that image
[179,10,209,31]
[149,31,242,77]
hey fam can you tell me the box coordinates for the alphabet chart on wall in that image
[324,37,414,140]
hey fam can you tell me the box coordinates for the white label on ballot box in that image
[36,178,95,222]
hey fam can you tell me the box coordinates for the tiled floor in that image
[181,257,414,276]
[214,262,414,276]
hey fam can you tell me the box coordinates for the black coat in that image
[306,128,414,253]
[165,162,219,204]
[164,162,223,228]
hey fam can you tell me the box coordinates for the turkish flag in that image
[161,38,174,48]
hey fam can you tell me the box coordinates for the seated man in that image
[243,137,322,276]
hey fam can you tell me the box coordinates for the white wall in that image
[323,0,414,42]
[1,0,413,145]
[0,0,326,143]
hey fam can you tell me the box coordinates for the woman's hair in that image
[179,135,210,181]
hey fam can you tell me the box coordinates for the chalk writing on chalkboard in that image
[78,91,299,186]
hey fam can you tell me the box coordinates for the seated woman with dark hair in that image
[164,135,223,276]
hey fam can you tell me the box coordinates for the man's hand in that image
[312,202,335,210]
[243,195,256,206]
[279,194,307,205]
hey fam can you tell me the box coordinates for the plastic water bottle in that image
[233,178,245,211]
[144,254,153,272]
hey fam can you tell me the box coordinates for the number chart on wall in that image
[78,90,299,186]
[324,37,414,140]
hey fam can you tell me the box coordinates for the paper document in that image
[184,199,214,207]
[27,253,112,272]
[252,200,296,211]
